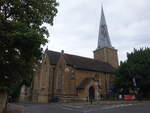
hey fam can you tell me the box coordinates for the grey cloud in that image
[47,0,150,62]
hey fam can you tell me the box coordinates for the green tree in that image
[113,48,150,98]
[0,0,58,111]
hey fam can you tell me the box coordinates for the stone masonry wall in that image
[94,48,119,68]
[0,91,7,113]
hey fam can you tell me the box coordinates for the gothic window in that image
[56,65,63,90]
[56,71,59,89]
[41,57,49,88]
[58,72,62,89]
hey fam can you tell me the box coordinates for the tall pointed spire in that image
[97,6,113,49]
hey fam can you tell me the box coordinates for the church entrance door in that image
[89,86,95,100]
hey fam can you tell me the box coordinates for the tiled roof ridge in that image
[46,50,114,73]
[47,50,109,65]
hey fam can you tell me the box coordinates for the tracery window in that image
[56,65,63,90]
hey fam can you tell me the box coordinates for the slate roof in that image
[47,50,60,65]
[97,6,113,49]
[64,54,113,73]
[47,50,114,73]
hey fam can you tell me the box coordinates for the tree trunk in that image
[0,91,7,113]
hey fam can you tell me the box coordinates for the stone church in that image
[19,7,118,103]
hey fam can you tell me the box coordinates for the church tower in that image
[94,7,118,68]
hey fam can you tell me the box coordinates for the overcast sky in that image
[45,0,150,62]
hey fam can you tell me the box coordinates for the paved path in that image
[7,104,25,113]
[15,102,150,113]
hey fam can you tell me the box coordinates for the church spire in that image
[97,6,113,49]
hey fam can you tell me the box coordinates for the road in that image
[17,102,150,113]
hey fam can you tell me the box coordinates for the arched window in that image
[56,65,63,90]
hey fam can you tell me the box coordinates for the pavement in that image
[7,100,150,113]
[7,104,25,113]
[63,100,146,106]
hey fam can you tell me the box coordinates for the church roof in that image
[47,50,61,65]
[47,50,114,73]
[64,53,113,73]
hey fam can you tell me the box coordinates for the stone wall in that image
[54,57,113,101]
[31,52,57,103]
[94,48,119,68]
[75,70,112,99]
[0,91,7,113]
[32,64,41,103]
[30,49,116,103]
[19,85,32,103]
[37,53,50,103]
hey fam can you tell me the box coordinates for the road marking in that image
[58,104,82,111]
[102,104,134,110]
[61,106,74,111]
[83,108,99,113]
[59,103,134,112]
[62,104,83,108]
[82,104,134,112]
